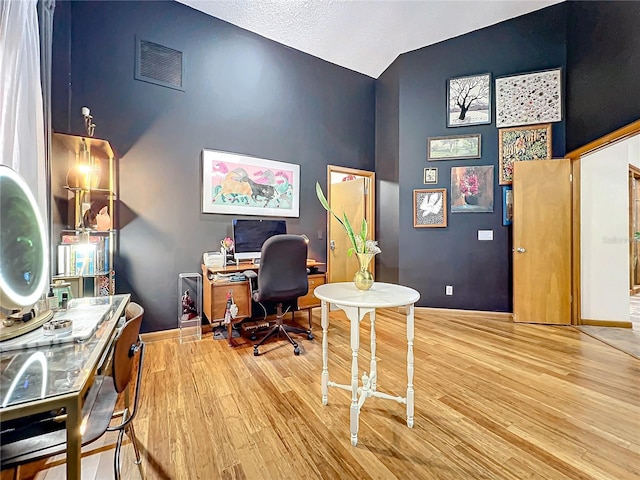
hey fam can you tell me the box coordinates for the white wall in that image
[581,134,640,321]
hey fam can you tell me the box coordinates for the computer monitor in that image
[232,219,287,262]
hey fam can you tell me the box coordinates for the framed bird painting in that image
[413,188,447,228]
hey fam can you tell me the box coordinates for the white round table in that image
[314,282,420,446]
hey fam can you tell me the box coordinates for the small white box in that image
[203,252,224,267]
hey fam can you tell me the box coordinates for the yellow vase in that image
[354,252,375,291]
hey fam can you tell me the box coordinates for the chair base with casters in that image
[253,302,313,356]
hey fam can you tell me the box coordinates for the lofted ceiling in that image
[176,0,564,78]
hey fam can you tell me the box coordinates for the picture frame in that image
[450,165,494,213]
[447,73,491,127]
[413,188,447,228]
[423,167,438,184]
[201,149,300,217]
[495,67,562,128]
[427,134,481,161]
[502,186,513,226]
[498,123,552,185]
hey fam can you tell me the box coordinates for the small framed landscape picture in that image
[423,167,438,184]
[413,188,447,228]
[447,73,491,127]
[427,134,481,161]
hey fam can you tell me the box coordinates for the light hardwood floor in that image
[4,308,640,480]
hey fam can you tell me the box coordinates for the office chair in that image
[0,302,146,480]
[248,234,313,356]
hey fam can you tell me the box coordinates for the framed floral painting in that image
[450,165,494,213]
[413,188,447,227]
[498,123,552,185]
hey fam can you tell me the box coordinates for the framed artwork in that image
[502,186,513,226]
[423,167,438,184]
[498,123,552,185]
[428,134,481,161]
[413,188,447,228]
[201,149,300,217]
[495,68,562,128]
[447,73,491,127]
[450,165,494,213]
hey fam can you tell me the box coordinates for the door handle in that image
[330,240,335,251]
[516,247,526,253]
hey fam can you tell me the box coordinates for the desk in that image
[0,294,130,478]
[201,261,325,345]
[314,282,420,446]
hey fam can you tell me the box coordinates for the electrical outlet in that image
[445,285,453,296]
[318,230,323,240]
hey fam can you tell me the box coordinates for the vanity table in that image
[314,282,420,446]
[0,294,130,478]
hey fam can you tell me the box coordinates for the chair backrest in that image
[125,301,143,322]
[255,234,308,303]
[112,304,144,394]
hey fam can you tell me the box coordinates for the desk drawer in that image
[298,274,326,309]
[210,281,252,322]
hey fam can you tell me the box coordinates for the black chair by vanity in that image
[0,303,146,480]
[248,234,313,356]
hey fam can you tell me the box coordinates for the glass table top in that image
[0,294,129,409]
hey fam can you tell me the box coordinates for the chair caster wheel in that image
[294,347,300,355]
[307,332,314,340]
[254,347,259,356]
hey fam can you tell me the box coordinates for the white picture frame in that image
[201,149,300,217]
[495,68,563,128]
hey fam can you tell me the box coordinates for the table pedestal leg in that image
[406,303,415,428]
[350,308,360,446]
[369,310,377,391]
[321,300,329,406]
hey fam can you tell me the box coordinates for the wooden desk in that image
[314,282,420,447]
[0,294,130,479]
[201,261,325,346]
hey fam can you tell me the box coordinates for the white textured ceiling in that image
[176,0,563,78]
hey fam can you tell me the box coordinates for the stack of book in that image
[57,234,109,276]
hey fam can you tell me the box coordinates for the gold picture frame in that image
[498,123,552,185]
[413,188,447,228]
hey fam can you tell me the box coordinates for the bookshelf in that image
[51,133,117,296]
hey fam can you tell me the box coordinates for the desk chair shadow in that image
[0,302,146,480]
[245,234,313,356]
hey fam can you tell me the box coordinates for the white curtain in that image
[0,0,47,216]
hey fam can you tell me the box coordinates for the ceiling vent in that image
[135,38,184,91]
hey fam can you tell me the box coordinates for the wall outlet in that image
[445,285,453,295]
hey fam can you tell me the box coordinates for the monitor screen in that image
[232,219,287,261]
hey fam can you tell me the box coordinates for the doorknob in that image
[516,247,526,253]
[330,240,335,251]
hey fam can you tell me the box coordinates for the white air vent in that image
[135,38,184,91]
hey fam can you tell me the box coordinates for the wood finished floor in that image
[4,309,640,480]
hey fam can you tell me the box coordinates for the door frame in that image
[566,119,640,325]
[326,166,376,283]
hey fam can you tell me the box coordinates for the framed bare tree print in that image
[447,73,491,127]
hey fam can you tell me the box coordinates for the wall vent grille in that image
[135,38,184,91]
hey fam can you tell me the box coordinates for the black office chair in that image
[248,234,313,356]
[0,303,146,480]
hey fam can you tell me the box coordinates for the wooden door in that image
[513,159,572,324]
[328,178,366,283]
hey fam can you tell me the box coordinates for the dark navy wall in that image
[382,4,568,311]
[52,1,375,332]
[375,61,401,284]
[565,1,640,151]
